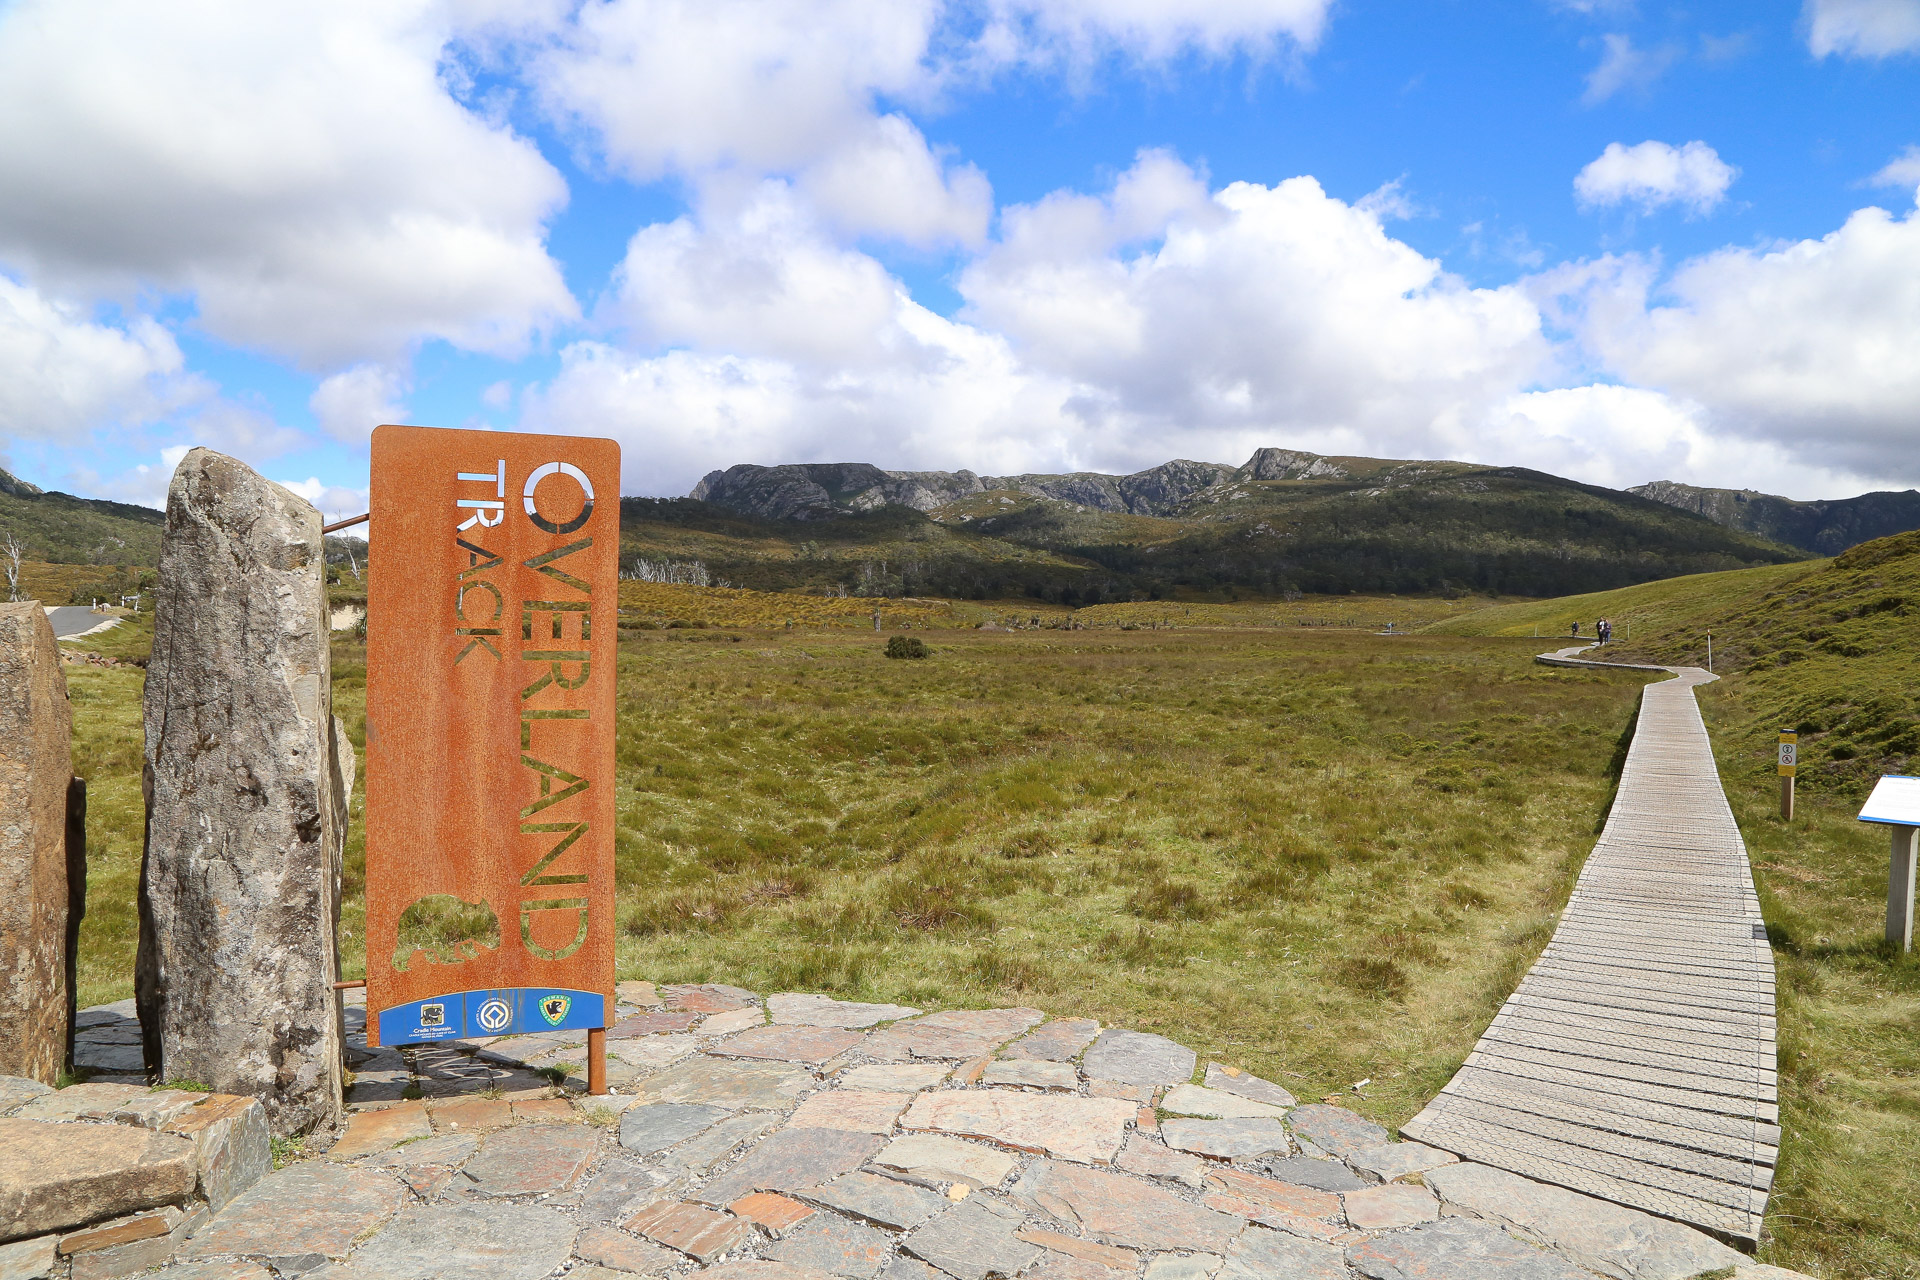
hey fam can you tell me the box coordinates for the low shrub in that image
[885,635,931,659]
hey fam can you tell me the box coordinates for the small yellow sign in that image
[1778,732,1798,777]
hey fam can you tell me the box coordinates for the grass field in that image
[54,550,1920,1275]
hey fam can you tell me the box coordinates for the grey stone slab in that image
[999,1020,1101,1064]
[1160,1085,1288,1121]
[12,1082,145,1121]
[1144,1255,1221,1280]
[836,1064,953,1092]
[573,1223,680,1275]
[1286,1105,1388,1158]
[767,1212,896,1278]
[459,1123,600,1197]
[363,1134,479,1169]
[1159,1118,1290,1160]
[0,1116,198,1239]
[1010,1160,1242,1252]
[73,1024,142,1046]
[1423,1162,1747,1280]
[1220,1225,1345,1280]
[1115,1135,1208,1189]
[570,1161,687,1224]
[334,1203,575,1280]
[620,1103,729,1156]
[769,994,922,1029]
[903,1195,1042,1280]
[1346,1142,1458,1184]
[980,1061,1077,1090]
[802,1171,948,1230]
[1345,1217,1590,1280]
[183,1164,405,1261]
[1242,1157,1365,1193]
[665,1110,780,1173]
[876,1134,1018,1190]
[0,1234,58,1280]
[0,1078,52,1117]
[1202,1066,1296,1111]
[628,1057,815,1112]
[694,1128,886,1206]
[1080,1031,1195,1089]
[878,1256,946,1280]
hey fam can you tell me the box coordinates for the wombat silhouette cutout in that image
[392,894,500,972]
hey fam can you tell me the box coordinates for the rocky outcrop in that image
[690,458,1239,520]
[0,603,80,1085]
[1630,479,1920,555]
[1235,448,1351,482]
[137,449,348,1136]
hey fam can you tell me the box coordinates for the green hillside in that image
[0,467,164,565]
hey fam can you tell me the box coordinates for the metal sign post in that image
[362,425,619,1094]
[1777,732,1796,821]
[1858,775,1920,953]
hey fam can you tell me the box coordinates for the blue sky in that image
[1,0,1917,517]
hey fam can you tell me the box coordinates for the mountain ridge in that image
[1628,479,1920,556]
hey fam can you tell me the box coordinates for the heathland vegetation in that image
[46,520,1920,1278]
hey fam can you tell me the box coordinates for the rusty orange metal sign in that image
[364,425,618,1049]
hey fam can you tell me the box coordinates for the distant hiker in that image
[1570,621,1580,637]
[1599,618,1612,645]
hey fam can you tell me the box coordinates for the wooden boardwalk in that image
[1402,648,1776,1243]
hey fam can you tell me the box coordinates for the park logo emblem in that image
[539,994,571,1026]
[475,998,512,1033]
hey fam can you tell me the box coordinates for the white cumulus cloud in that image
[0,0,577,368]
[1582,33,1682,104]
[310,364,411,445]
[1805,0,1920,57]
[0,274,192,440]
[1869,145,1920,196]
[979,0,1335,63]
[1575,141,1737,216]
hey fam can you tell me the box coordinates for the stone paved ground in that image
[15,984,1814,1280]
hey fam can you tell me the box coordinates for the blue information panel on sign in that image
[377,987,607,1044]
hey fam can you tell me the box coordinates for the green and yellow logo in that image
[538,994,571,1026]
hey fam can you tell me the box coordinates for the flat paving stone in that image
[729,1191,817,1236]
[695,1128,887,1206]
[628,1058,815,1112]
[12,1083,145,1122]
[1025,1256,1130,1280]
[1243,1156,1366,1193]
[1422,1161,1747,1280]
[1159,1118,1290,1160]
[0,1115,198,1238]
[862,1026,1001,1063]
[340,1202,576,1280]
[620,1102,729,1155]
[713,1026,869,1065]
[1343,1182,1440,1230]
[766,1211,896,1278]
[1202,1166,1341,1220]
[999,1019,1100,1063]
[1080,1031,1195,1089]
[786,1090,912,1133]
[626,1200,754,1262]
[72,1042,147,1073]
[574,1223,679,1274]
[184,1164,405,1261]
[610,1011,702,1037]
[1159,1085,1289,1122]
[980,1061,1077,1090]
[429,1098,514,1133]
[1219,1225,1346,1280]
[667,1111,782,1173]
[1011,1160,1243,1252]
[572,1161,687,1223]
[1347,1142,1458,1184]
[1286,1104,1388,1158]
[609,1036,702,1073]
[836,1063,953,1092]
[1013,1226,1139,1272]
[0,1234,58,1280]
[709,1264,838,1280]
[700,1008,768,1037]
[661,984,762,1014]
[901,1092,1135,1165]
[802,1171,948,1230]
[0,1078,53,1116]
[363,1133,479,1170]
[1115,1135,1208,1189]
[1143,1254,1221,1280]
[875,1134,1019,1190]
[460,1123,599,1197]
[908,1010,1045,1043]
[1345,1216,1592,1280]
[903,1195,1042,1280]
[768,994,922,1029]
[330,1102,432,1160]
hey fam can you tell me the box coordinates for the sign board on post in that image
[1777,732,1797,821]
[1858,775,1920,953]
[363,425,619,1086]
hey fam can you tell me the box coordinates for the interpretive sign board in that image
[1859,775,1920,827]
[1777,733,1797,777]
[363,425,619,1057]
